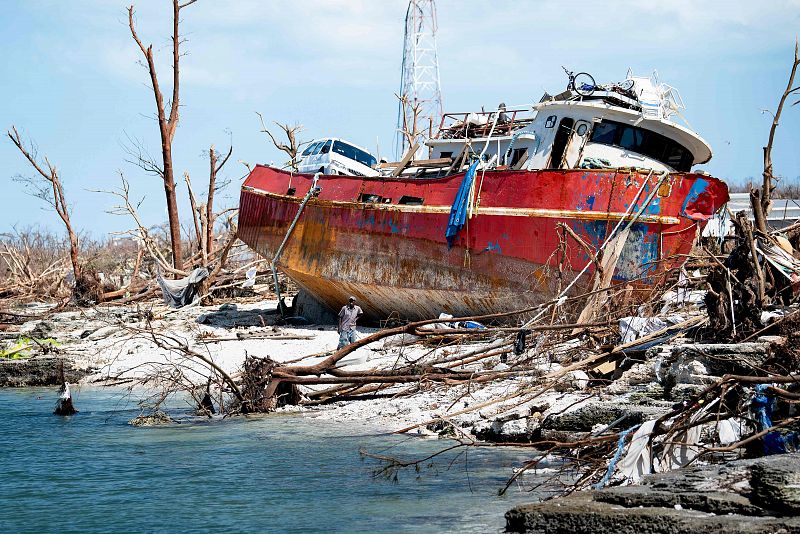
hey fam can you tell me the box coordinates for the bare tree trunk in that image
[191,145,232,266]
[257,113,304,171]
[184,172,203,254]
[128,0,197,272]
[752,41,800,233]
[163,146,183,270]
[206,146,218,255]
[7,127,82,285]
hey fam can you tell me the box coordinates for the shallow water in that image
[0,387,545,533]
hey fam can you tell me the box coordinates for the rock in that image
[750,454,800,514]
[196,307,279,327]
[667,384,707,403]
[84,326,120,341]
[505,491,800,533]
[129,410,174,426]
[473,409,539,442]
[22,320,55,338]
[597,486,763,516]
[534,429,589,444]
[663,343,770,381]
[757,335,786,346]
[540,401,667,432]
[291,290,338,325]
[0,357,91,387]
[505,453,800,533]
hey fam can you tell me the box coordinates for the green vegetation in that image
[0,337,61,360]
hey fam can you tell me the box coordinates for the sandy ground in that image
[14,297,595,435]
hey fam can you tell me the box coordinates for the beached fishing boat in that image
[238,71,729,320]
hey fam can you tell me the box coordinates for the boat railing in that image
[436,108,535,140]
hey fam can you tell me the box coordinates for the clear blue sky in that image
[2,0,799,237]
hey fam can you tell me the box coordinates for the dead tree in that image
[205,144,232,256]
[396,92,423,155]
[127,0,198,271]
[103,174,186,277]
[257,112,305,171]
[184,145,237,303]
[751,41,800,233]
[185,145,233,265]
[7,127,83,294]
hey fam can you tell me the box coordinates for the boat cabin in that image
[416,72,712,177]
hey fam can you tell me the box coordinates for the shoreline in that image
[3,297,799,533]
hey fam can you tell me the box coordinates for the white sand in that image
[17,298,590,435]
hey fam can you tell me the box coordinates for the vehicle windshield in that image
[332,141,377,168]
[301,141,321,156]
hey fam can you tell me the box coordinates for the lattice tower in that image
[396,0,443,159]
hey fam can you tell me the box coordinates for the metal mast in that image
[396,0,443,159]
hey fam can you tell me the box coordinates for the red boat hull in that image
[238,166,727,320]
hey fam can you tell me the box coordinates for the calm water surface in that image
[0,387,544,533]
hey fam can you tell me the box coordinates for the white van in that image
[297,138,379,177]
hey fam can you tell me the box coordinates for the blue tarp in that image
[445,160,480,248]
[752,384,800,455]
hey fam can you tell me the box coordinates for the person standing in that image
[337,296,363,349]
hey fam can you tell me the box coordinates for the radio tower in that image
[396,0,443,159]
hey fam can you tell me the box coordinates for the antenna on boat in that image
[396,0,443,160]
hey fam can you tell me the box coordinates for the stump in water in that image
[129,411,173,427]
[239,355,303,413]
[54,382,77,416]
[199,392,215,415]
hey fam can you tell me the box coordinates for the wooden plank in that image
[390,142,420,177]
[377,157,451,169]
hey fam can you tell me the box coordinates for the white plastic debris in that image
[619,315,685,344]
[617,420,657,483]
[418,313,456,331]
[567,370,590,390]
[761,309,789,324]
[716,417,746,445]
[241,267,257,288]
[660,289,706,313]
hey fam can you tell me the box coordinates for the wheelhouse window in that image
[333,141,377,168]
[618,126,645,152]
[590,122,616,144]
[589,120,694,171]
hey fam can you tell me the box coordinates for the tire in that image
[573,72,596,96]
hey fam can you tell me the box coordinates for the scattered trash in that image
[513,329,530,355]
[241,267,257,288]
[619,315,685,344]
[157,267,209,308]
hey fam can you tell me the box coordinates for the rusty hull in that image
[238,166,728,320]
